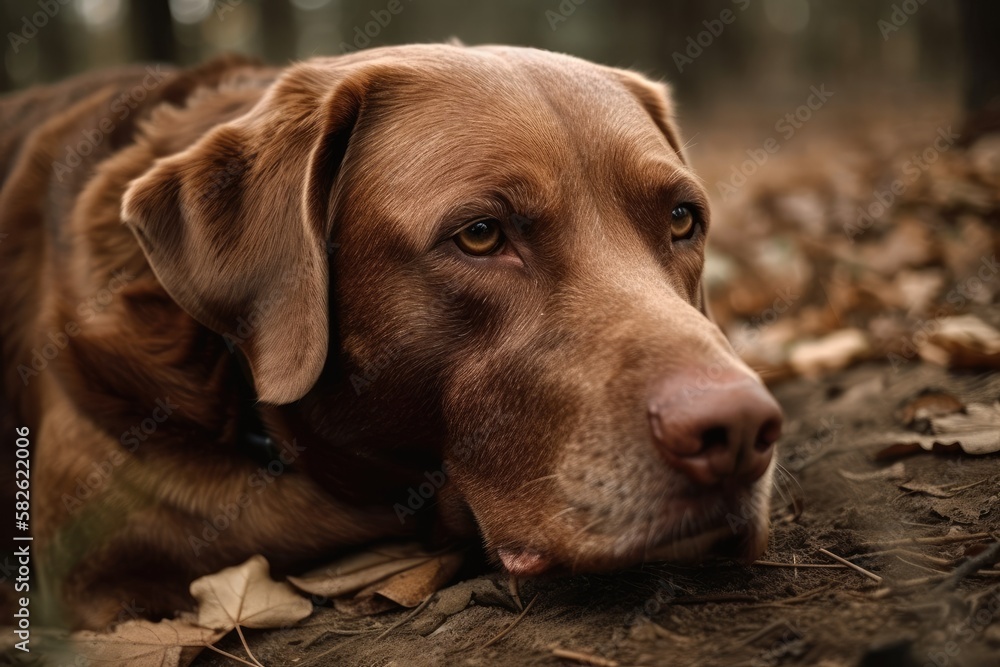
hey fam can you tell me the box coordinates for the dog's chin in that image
[493,495,772,577]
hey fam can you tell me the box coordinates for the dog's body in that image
[0,45,781,630]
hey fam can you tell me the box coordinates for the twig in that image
[552,648,619,666]
[864,533,991,548]
[748,583,834,608]
[818,548,882,583]
[871,574,950,598]
[856,548,953,566]
[374,593,436,641]
[478,593,539,650]
[933,538,1000,594]
[736,619,799,648]
[941,478,989,493]
[204,644,261,667]
[671,592,759,605]
[753,560,846,570]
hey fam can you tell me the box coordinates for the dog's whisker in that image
[543,506,578,527]
[516,474,560,493]
[570,517,604,542]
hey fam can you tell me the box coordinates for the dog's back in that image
[0,56,266,623]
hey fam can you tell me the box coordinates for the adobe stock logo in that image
[339,0,414,53]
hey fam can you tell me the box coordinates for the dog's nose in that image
[648,370,783,486]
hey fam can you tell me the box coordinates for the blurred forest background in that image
[2,0,999,380]
[0,0,979,102]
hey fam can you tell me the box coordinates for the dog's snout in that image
[648,370,783,486]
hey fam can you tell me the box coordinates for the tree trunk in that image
[957,0,1000,143]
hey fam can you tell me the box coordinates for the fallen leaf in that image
[895,390,965,430]
[287,542,464,605]
[289,554,433,598]
[920,315,1000,370]
[410,576,519,636]
[874,401,1000,459]
[71,619,224,667]
[930,401,1000,437]
[789,329,870,377]
[929,497,995,525]
[899,481,955,498]
[365,551,465,608]
[191,555,313,631]
[839,462,907,482]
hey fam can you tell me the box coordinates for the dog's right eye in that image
[454,219,505,256]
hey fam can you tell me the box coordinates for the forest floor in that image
[192,91,1000,667]
[6,88,1000,667]
[188,360,1000,667]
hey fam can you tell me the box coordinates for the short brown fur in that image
[0,45,778,630]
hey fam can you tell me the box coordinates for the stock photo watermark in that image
[545,0,586,31]
[339,0,415,53]
[887,253,999,371]
[715,84,833,202]
[672,0,751,73]
[393,428,485,523]
[16,269,134,386]
[6,0,72,54]
[878,0,930,40]
[60,398,179,513]
[186,439,307,556]
[844,126,958,242]
[53,66,169,182]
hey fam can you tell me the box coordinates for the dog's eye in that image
[455,219,504,256]
[670,205,698,241]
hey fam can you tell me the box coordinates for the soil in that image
[189,361,1000,667]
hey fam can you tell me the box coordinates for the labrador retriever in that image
[0,44,782,630]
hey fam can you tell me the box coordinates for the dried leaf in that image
[896,390,965,429]
[874,402,1000,459]
[930,401,1000,437]
[71,619,223,667]
[899,481,955,498]
[366,551,465,608]
[191,555,312,631]
[789,329,870,377]
[410,577,519,636]
[920,315,1000,370]
[839,462,907,482]
[289,555,433,598]
[929,496,995,525]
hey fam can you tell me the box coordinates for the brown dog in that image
[0,45,782,630]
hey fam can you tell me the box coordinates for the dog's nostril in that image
[755,418,782,452]
[701,426,729,452]
[648,369,784,486]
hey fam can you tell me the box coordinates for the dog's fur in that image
[0,45,779,630]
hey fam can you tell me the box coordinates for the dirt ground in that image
[5,90,998,667]
[180,360,1000,667]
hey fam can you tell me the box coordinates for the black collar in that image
[233,349,285,466]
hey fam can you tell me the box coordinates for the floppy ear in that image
[122,66,366,405]
[615,70,688,164]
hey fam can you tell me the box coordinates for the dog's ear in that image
[615,71,688,164]
[122,66,367,405]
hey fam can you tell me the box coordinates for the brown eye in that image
[455,218,504,256]
[670,205,697,240]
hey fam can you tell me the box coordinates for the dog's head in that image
[122,44,782,576]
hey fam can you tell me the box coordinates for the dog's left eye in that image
[455,218,505,256]
[670,205,699,241]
